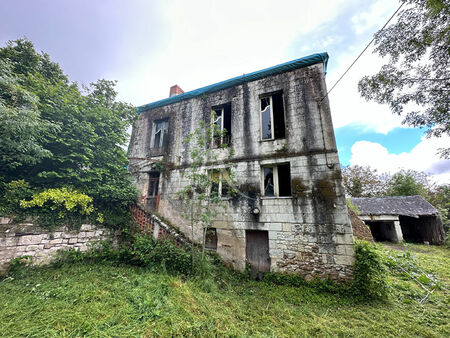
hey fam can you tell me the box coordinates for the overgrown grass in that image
[1,243,449,337]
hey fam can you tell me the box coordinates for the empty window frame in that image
[261,163,291,197]
[212,103,232,147]
[151,118,169,150]
[260,92,285,140]
[210,168,231,198]
[148,171,160,197]
[205,228,218,251]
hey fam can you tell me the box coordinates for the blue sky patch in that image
[335,125,427,165]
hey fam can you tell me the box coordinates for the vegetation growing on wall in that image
[0,39,137,228]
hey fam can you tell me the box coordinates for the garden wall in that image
[0,217,112,274]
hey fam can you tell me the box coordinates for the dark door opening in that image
[147,171,160,211]
[246,230,270,277]
[366,221,397,242]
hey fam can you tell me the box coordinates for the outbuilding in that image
[350,196,445,245]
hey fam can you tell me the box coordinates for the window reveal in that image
[260,92,285,140]
[261,163,291,197]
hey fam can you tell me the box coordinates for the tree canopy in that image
[0,39,137,228]
[358,0,450,157]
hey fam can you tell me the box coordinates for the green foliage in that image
[0,180,33,217]
[386,170,429,197]
[346,198,360,215]
[18,187,103,228]
[128,235,192,275]
[352,240,388,300]
[0,39,138,229]
[358,0,450,157]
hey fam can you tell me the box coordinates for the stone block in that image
[68,238,78,244]
[18,235,41,246]
[81,224,93,231]
[52,232,64,239]
[282,223,292,232]
[269,223,282,231]
[334,255,355,266]
[49,238,63,245]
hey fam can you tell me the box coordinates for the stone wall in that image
[0,217,112,274]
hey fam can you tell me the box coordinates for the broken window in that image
[152,118,169,151]
[261,163,291,197]
[205,228,218,251]
[210,168,231,198]
[212,103,232,147]
[260,92,285,140]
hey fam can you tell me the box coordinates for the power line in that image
[321,2,405,102]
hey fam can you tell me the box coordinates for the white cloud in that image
[349,136,450,184]
[115,0,347,106]
[327,0,403,134]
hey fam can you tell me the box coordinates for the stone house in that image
[128,53,355,281]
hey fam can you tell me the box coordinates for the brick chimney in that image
[169,85,184,97]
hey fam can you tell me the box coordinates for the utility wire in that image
[321,2,405,102]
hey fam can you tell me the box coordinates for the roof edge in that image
[137,52,329,113]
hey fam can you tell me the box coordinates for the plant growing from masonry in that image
[177,112,235,266]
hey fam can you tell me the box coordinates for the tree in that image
[177,114,234,265]
[358,0,450,157]
[0,59,58,184]
[386,169,430,197]
[0,39,137,228]
[341,165,388,197]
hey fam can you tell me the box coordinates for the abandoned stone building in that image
[128,53,355,281]
[351,196,445,245]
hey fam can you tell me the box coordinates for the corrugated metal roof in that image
[137,52,329,113]
[350,196,438,217]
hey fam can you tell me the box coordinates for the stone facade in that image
[0,218,112,274]
[128,54,354,281]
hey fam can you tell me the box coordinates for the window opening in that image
[209,168,231,198]
[148,171,160,197]
[212,103,231,147]
[261,163,291,197]
[260,92,285,140]
[152,119,169,151]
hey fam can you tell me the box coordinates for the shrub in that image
[352,240,388,300]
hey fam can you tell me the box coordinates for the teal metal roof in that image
[137,52,328,113]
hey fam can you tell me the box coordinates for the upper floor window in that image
[260,92,285,140]
[212,103,232,147]
[261,163,291,197]
[151,118,169,151]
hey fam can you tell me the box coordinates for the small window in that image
[212,103,232,147]
[148,171,160,197]
[205,228,217,251]
[261,163,291,197]
[260,92,285,140]
[210,168,231,198]
[152,118,169,151]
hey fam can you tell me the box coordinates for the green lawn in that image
[1,243,449,337]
